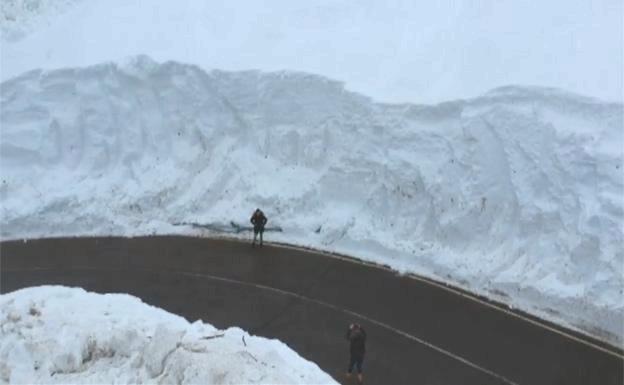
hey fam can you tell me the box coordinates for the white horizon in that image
[1,0,622,104]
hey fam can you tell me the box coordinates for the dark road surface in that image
[1,236,622,385]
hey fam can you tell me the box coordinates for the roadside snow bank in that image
[0,58,622,345]
[0,286,337,384]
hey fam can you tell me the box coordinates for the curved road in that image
[1,236,622,385]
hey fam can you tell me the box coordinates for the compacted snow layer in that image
[0,58,622,345]
[0,286,337,384]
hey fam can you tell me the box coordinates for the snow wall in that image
[1,56,622,345]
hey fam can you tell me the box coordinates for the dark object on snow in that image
[346,323,367,381]
[250,208,268,246]
[172,221,282,234]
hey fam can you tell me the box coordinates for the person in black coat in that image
[250,208,268,247]
[346,323,367,383]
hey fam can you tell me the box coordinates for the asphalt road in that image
[1,236,622,385]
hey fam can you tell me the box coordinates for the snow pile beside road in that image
[0,58,622,345]
[0,286,337,384]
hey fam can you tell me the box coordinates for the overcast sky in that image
[207,0,623,103]
[3,0,623,104]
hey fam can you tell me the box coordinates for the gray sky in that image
[200,0,623,103]
[3,0,623,104]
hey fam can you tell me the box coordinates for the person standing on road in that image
[346,323,367,384]
[250,208,268,247]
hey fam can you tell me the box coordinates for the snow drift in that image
[1,57,622,345]
[0,286,336,384]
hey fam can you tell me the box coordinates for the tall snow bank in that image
[0,57,622,345]
[0,286,337,384]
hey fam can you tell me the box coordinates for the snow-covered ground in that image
[1,57,622,348]
[0,286,337,384]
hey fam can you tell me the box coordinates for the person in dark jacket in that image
[250,208,268,247]
[346,323,366,383]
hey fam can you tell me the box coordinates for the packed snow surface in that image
[0,286,337,384]
[0,58,623,346]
